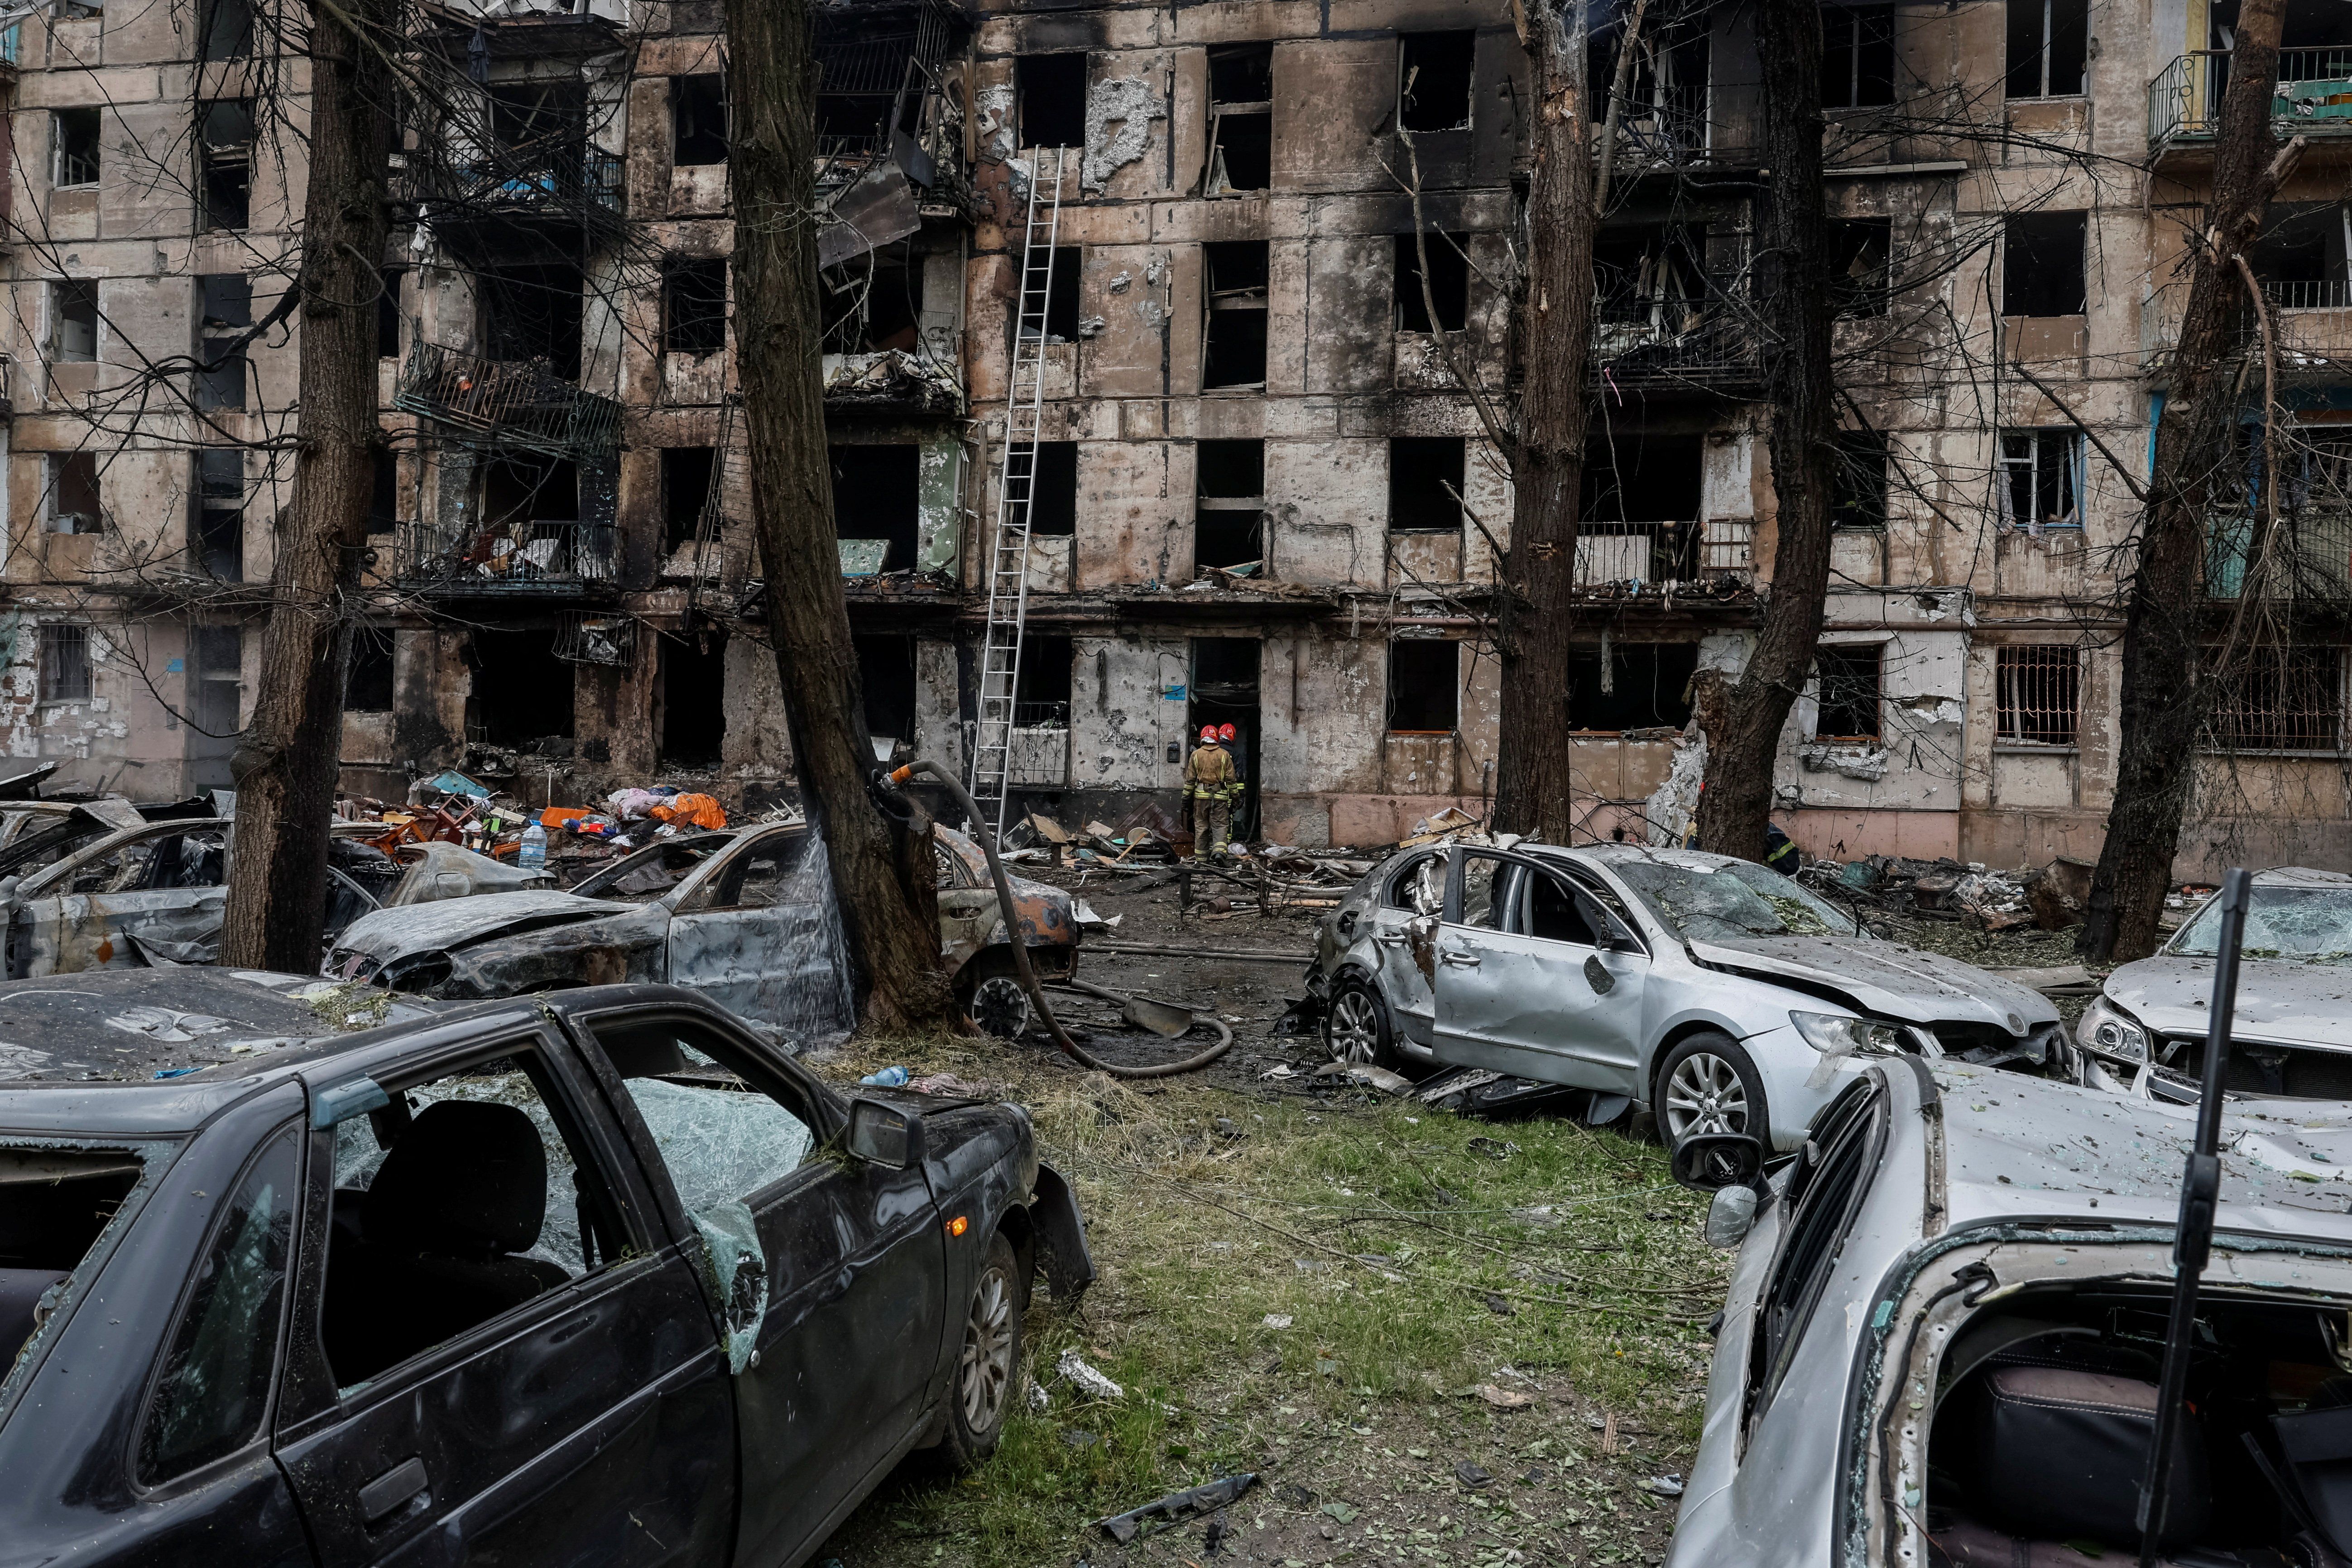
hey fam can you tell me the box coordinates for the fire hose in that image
[883,760,1234,1079]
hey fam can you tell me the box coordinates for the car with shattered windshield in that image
[1667,1054,2352,1568]
[2077,867,2352,1100]
[326,822,1076,1041]
[0,969,1090,1568]
[1306,841,2062,1152]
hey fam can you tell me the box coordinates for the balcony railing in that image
[427,142,622,224]
[1598,85,1717,168]
[392,340,622,461]
[1589,278,1762,390]
[1574,519,1754,590]
[2144,277,2352,378]
[389,518,617,595]
[2150,49,2352,146]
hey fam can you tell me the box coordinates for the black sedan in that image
[0,969,1091,1567]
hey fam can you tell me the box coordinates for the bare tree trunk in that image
[2082,0,2293,962]
[219,0,398,970]
[725,0,956,1030]
[1490,5,1596,842]
[1692,0,1836,861]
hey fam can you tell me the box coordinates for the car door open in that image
[1431,847,1651,1089]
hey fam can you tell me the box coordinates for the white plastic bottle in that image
[518,820,548,871]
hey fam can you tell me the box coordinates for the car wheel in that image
[1325,976,1403,1070]
[1656,1033,1771,1150]
[941,1232,1026,1468]
[956,951,1034,1040]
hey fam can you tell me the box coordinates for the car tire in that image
[956,950,1034,1040]
[1325,975,1405,1072]
[941,1232,1026,1469]
[1655,1033,1771,1151]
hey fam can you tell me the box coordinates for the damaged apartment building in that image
[0,0,2348,872]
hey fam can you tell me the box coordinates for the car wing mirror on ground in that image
[1673,1132,1765,1191]
[847,1098,927,1169]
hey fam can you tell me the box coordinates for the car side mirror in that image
[847,1099,926,1169]
[1704,1185,1758,1248]
[1673,1132,1766,1192]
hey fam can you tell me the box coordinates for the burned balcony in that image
[389,519,618,597]
[425,141,623,232]
[1572,519,1756,597]
[2151,48,2352,153]
[1587,274,1762,393]
[393,340,622,462]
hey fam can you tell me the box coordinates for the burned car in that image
[1668,1056,2352,1568]
[0,970,1090,1568]
[328,823,1076,1040]
[2078,868,2352,1100]
[1,819,542,976]
[1307,841,2063,1151]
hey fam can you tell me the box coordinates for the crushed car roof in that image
[1933,1061,2352,1244]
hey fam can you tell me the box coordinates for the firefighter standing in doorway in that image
[1185,724,1236,858]
[1218,723,1248,852]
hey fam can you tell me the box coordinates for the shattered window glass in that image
[1611,857,1861,941]
[1385,854,1444,915]
[62,828,228,896]
[139,1124,296,1482]
[1459,855,1504,928]
[626,1076,814,1213]
[573,837,730,902]
[2173,886,2352,964]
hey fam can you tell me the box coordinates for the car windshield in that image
[2171,884,2352,964]
[1609,856,1860,941]
[571,836,732,903]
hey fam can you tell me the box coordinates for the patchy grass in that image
[816,1034,1730,1568]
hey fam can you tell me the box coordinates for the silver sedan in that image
[1304,841,2063,1151]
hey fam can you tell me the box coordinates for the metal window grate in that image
[41,624,91,703]
[553,611,635,667]
[1996,645,2079,743]
[2209,646,2346,752]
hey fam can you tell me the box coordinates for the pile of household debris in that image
[335,773,749,883]
[1797,853,2099,932]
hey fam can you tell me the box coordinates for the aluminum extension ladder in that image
[967,145,1066,842]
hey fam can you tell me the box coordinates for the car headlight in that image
[1790,1011,1914,1056]
[2077,996,2149,1063]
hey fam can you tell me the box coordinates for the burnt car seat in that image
[341,1101,567,1376]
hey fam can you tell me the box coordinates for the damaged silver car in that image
[1306,841,2063,1152]
[2077,867,2352,1101]
[327,824,1077,1041]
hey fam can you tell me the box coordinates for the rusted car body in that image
[326,823,1076,1041]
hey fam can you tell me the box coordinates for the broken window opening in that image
[1582,433,1703,522]
[665,259,728,357]
[0,1145,145,1367]
[198,100,254,231]
[829,443,919,571]
[1388,638,1460,733]
[470,629,576,748]
[197,346,247,410]
[1830,217,1892,317]
[1398,31,1475,133]
[377,267,403,359]
[1015,633,1073,728]
[1208,111,1271,195]
[662,446,717,552]
[2250,202,2352,307]
[482,263,586,378]
[2006,0,2088,97]
[53,279,98,364]
[199,0,252,62]
[1020,441,1078,537]
[187,626,241,774]
[1813,645,1883,742]
[854,634,917,748]
[673,73,728,166]
[52,107,99,187]
[815,23,944,157]
[658,630,727,768]
[822,251,922,354]
[1396,232,1470,334]
[1209,41,1273,104]
[1195,438,1264,569]
[346,627,396,713]
[1592,224,1710,327]
[481,456,579,532]
[1390,437,1466,534]
[201,273,252,330]
[1567,642,1698,733]
[2002,210,2086,316]
[47,452,100,535]
[40,623,91,704]
[368,448,397,533]
[2208,644,2345,753]
[1999,428,2084,530]
[1832,429,1891,531]
[197,448,244,578]
[1203,241,1269,390]
[1018,245,1080,342]
[483,81,586,158]
[1822,6,1896,108]
[1995,644,2078,744]
[1018,53,1087,148]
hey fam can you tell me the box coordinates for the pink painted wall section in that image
[1785,809,1962,865]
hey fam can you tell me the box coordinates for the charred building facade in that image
[0,0,2343,873]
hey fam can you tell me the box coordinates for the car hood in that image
[2105,955,2352,1052]
[1688,934,2061,1033]
[332,890,623,962]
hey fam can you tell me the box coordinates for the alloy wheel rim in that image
[1330,991,1380,1063]
[970,977,1032,1039]
[1665,1053,1748,1139]
[959,1266,1014,1427]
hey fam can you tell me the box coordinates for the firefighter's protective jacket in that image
[1184,742,1236,799]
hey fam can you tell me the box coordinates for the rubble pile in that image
[335,772,754,884]
[1798,854,2095,933]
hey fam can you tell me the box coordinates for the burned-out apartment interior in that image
[1,0,2349,871]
